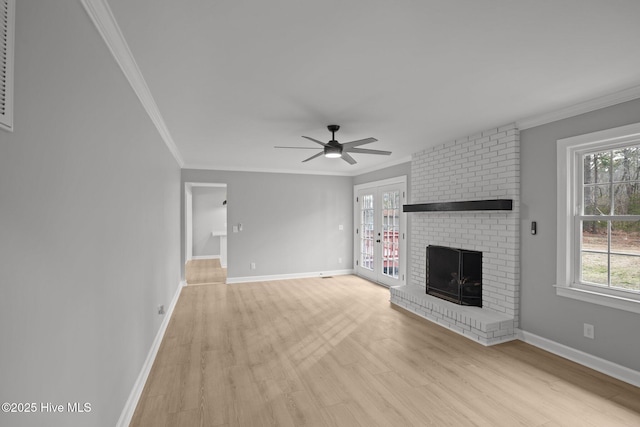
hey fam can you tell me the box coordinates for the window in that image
[581,147,640,289]
[557,123,640,313]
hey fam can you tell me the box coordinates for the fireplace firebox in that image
[426,245,482,306]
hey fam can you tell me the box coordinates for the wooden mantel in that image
[402,199,513,212]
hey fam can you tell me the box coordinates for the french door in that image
[355,178,406,287]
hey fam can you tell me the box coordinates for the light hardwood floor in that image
[131,275,640,426]
[185,258,226,285]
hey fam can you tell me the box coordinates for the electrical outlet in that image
[250,262,256,270]
[158,305,165,315]
[583,323,594,339]
[338,257,342,263]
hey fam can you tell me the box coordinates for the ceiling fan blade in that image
[302,151,324,162]
[341,152,357,165]
[346,147,392,156]
[301,136,327,147]
[274,146,320,149]
[341,137,378,149]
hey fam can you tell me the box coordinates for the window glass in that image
[580,147,640,292]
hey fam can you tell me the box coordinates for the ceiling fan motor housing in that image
[324,141,342,158]
[325,125,342,157]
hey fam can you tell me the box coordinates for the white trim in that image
[184,184,193,262]
[226,269,355,284]
[555,285,640,315]
[518,329,640,388]
[558,122,640,147]
[74,0,640,176]
[346,156,413,176]
[183,156,413,177]
[116,280,185,427]
[80,0,184,168]
[186,182,227,188]
[556,122,640,310]
[556,135,575,289]
[190,255,221,261]
[518,85,640,130]
[183,163,353,176]
[184,181,228,278]
[353,175,408,191]
[353,176,408,287]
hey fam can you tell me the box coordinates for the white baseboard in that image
[112,281,640,425]
[517,329,640,388]
[116,280,186,427]
[189,255,220,261]
[226,269,355,284]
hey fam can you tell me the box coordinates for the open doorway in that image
[185,182,227,285]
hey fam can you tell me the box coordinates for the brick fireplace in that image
[390,124,520,345]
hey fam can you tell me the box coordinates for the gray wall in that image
[0,2,181,426]
[521,97,640,372]
[192,186,227,257]
[352,161,411,187]
[182,170,353,280]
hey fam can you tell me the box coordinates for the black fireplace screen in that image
[426,245,482,306]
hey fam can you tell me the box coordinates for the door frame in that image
[353,176,407,287]
[184,182,227,267]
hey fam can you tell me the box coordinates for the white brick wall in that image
[393,123,520,342]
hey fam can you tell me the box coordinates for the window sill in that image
[555,285,640,314]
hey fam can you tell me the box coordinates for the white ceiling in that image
[104,0,640,175]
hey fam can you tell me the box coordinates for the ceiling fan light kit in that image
[324,146,342,158]
[274,124,391,165]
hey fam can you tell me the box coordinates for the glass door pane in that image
[360,194,375,271]
[381,190,400,279]
[355,179,406,288]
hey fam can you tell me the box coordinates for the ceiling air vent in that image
[0,0,14,132]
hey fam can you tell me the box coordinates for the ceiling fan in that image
[274,125,391,165]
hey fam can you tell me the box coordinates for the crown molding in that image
[182,163,354,176]
[349,155,412,176]
[82,0,640,171]
[183,155,413,177]
[81,0,184,168]
[517,85,640,130]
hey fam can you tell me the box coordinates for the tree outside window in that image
[581,146,640,291]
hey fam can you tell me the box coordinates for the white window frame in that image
[556,122,640,314]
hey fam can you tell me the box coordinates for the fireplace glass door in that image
[426,245,482,306]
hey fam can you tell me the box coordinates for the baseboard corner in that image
[116,280,183,427]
